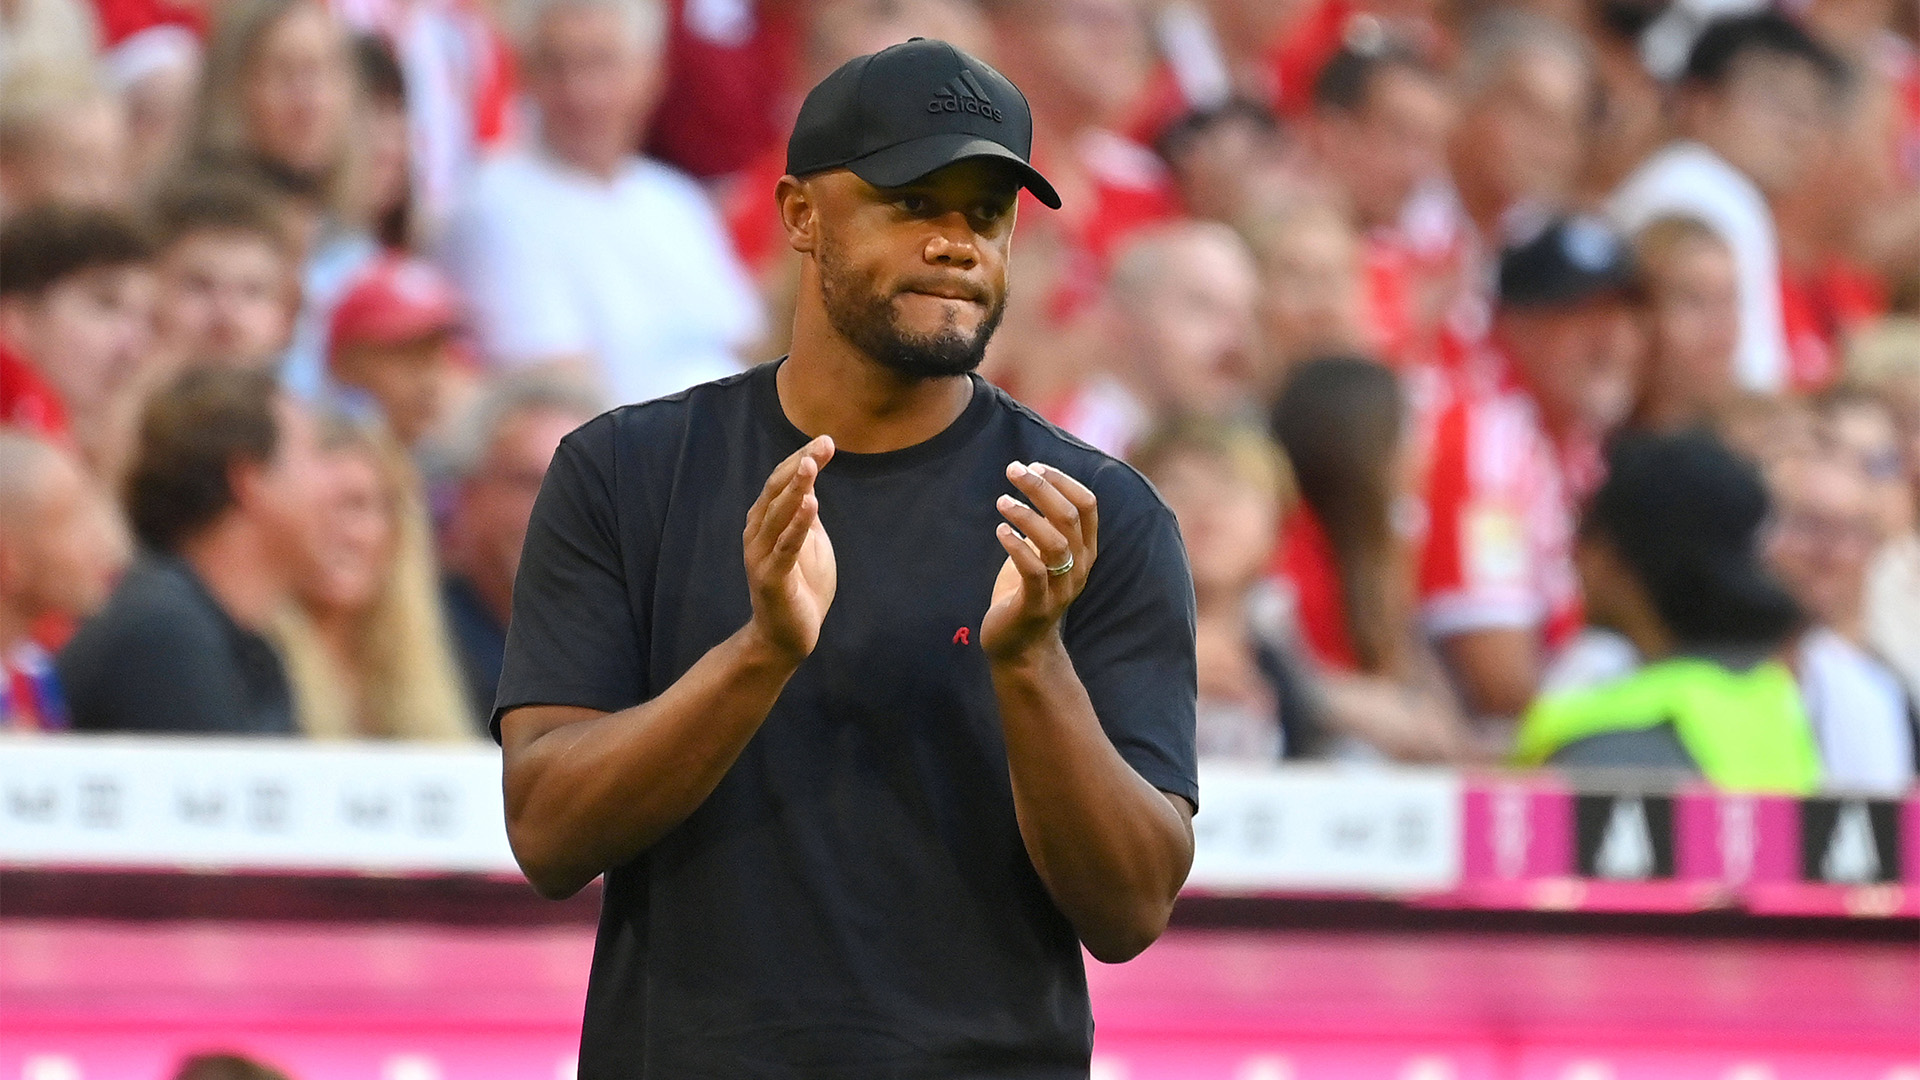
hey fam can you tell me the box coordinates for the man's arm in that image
[983,462,1196,964]
[499,436,837,899]
[1434,627,1540,720]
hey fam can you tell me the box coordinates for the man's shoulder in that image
[63,557,227,664]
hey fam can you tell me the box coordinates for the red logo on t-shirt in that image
[953,627,970,645]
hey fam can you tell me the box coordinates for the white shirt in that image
[1609,140,1789,393]
[1796,627,1917,796]
[440,149,764,406]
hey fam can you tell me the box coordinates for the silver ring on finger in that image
[1045,552,1074,577]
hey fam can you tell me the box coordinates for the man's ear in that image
[777,175,819,255]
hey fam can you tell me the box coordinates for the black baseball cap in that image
[1498,215,1637,308]
[786,38,1061,209]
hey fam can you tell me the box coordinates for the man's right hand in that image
[743,436,837,663]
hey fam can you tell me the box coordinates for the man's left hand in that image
[982,461,1097,664]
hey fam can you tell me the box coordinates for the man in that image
[1610,13,1845,393]
[439,0,763,406]
[1767,451,1916,793]
[1517,430,1819,792]
[327,254,467,448]
[0,205,154,456]
[0,432,124,731]
[439,371,605,730]
[59,369,336,734]
[1308,40,1460,366]
[496,38,1197,1076]
[1418,216,1637,721]
[148,175,300,374]
[1053,221,1263,459]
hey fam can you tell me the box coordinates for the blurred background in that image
[0,0,1916,1075]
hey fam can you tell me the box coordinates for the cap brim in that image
[844,133,1061,210]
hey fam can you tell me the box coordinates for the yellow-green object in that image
[1516,658,1821,794]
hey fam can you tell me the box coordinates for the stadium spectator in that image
[1848,322,1920,707]
[1270,356,1467,762]
[1133,417,1315,760]
[1610,13,1847,394]
[1767,450,1917,793]
[0,432,125,732]
[439,0,763,407]
[333,0,517,239]
[1051,222,1262,459]
[148,174,300,373]
[1155,98,1303,225]
[1627,215,1740,433]
[350,33,414,250]
[59,368,336,734]
[327,253,467,449]
[0,204,155,460]
[1516,431,1819,792]
[187,0,379,400]
[1487,214,1642,497]
[1714,390,1820,470]
[1816,384,1915,538]
[1238,197,1369,395]
[986,0,1180,285]
[1308,40,1459,366]
[271,414,471,739]
[438,371,605,728]
[105,21,203,195]
[643,0,801,181]
[1448,11,1594,244]
[0,63,130,216]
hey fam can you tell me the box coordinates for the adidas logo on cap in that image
[928,70,1004,123]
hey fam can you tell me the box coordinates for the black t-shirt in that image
[59,553,295,735]
[496,361,1198,1079]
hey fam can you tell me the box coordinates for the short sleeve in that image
[492,425,650,740]
[1418,395,1546,637]
[1062,465,1199,809]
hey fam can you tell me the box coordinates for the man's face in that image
[243,2,355,178]
[245,397,340,576]
[807,159,1018,379]
[333,335,456,447]
[1256,213,1367,375]
[1316,67,1456,228]
[1455,48,1590,210]
[1766,454,1879,626]
[1643,238,1739,421]
[1015,0,1152,130]
[456,407,583,596]
[1,266,155,419]
[0,451,125,623]
[1131,233,1261,416]
[1693,52,1833,194]
[528,5,661,169]
[156,230,294,369]
[1502,295,1642,433]
[0,97,129,211]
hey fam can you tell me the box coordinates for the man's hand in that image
[744,436,837,663]
[982,461,1097,664]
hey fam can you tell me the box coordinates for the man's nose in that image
[924,215,980,268]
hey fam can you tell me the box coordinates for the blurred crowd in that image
[0,0,1915,793]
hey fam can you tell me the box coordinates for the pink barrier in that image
[5,921,1915,1080]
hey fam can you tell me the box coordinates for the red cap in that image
[328,255,464,365]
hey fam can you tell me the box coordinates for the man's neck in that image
[779,301,975,454]
[543,137,631,184]
[178,519,289,632]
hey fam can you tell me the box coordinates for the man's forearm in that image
[992,636,1195,963]
[499,624,801,898]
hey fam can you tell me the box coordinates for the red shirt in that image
[0,341,72,447]
[645,0,800,179]
[1780,260,1886,394]
[1273,506,1363,672]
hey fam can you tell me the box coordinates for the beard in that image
[817,233,1007,380]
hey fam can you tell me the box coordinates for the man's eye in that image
[899,194,933,214]
[975,202,1007,222]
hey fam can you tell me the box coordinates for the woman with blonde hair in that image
[185,0,378,399]
[274,412,472,740]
